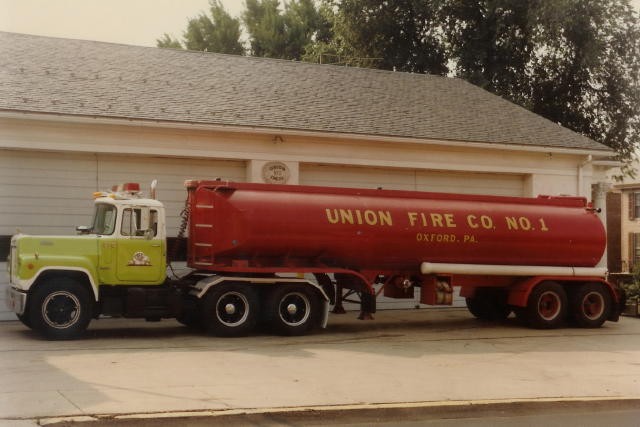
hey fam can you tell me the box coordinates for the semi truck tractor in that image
[6,180,625,339]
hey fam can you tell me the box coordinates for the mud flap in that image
[359,292,376,320]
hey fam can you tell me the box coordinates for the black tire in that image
[176,296,203,330]
[266,285,322,336]
[465,289,511,321]
[570,283,611,328]
[16,313,33,329]
[526,281,567,329]
[201,283,259,337]
[29,279,93,340]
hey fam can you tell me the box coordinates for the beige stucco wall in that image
[0,114,599,196]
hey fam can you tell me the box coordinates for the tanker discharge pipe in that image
[420,262,607,277]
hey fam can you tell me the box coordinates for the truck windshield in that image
[92,203,117,235]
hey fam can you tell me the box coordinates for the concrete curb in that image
[37,396,640,425]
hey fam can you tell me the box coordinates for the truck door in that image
[116,206,165,283]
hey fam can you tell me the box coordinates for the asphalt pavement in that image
[1,308,639,425]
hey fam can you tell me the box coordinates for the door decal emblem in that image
[128,251,152,266]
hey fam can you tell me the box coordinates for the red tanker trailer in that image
[184,180,623,334]
[6,179,626,339]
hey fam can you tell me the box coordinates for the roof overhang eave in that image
[0,110,615,158]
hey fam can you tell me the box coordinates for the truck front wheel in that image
[16,313,33,329]
[29,279,93,340]
[201,283,259,337]
[266,285,321,336]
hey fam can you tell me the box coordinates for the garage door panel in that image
[0,150,96,235]
[97,155,245,235]
[0,150,245,236]
[300,165,417,190]
[415,170,523,196]
[301,164,524,196]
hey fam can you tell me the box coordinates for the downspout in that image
[577,155,593,197]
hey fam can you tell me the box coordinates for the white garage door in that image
[0,149,245,321]
[0,150,245,236]
[300,164,524,196]
[300,163,525,310]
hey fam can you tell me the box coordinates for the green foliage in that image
[625,281,640,301]
[305,0,447,73]
[627,264,640,300]
[157,0,244,55]
[156,33,182,49]
[158,0,640,170]
[184,0,244,54]
[314,0,640,175]
[243,0,323,59]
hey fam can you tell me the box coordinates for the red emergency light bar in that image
[111,183,141,193]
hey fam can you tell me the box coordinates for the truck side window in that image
[92,204,116,235]
[150,209,158,237]
[121,208,142,236]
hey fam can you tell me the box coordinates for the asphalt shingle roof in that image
[0,31,610,152]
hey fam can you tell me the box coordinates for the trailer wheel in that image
[526,281,567,329]
[465,289,511,321]
[29,279,93,340]
[570,283,611,328]
[201,283,259,337]
[266,285,321,336]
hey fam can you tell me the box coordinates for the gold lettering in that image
[326,209,339,224]
[480,215,493,229]
[408,212,418,226]
[444,213,456,228]
[518,217,532,230]
[355,210,363,225]
[364,210,378,225]
[431,213,444,227]
[467,214,479,229]
[339,209,354,225]
[379,210,393,226]
[505,216,518,230]
[539,218,549,232]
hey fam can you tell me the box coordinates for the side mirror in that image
[76,225,92,235]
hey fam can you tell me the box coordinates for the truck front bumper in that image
[5,286,26,316]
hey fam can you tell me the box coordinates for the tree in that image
[242,0,323,59]
[440,0,536,106]
[156,0,244,55]
[526,0,640,176]
[156,33,182,49]
[306,0,448,73]
[158,0,639,171]
[314,0,640,173]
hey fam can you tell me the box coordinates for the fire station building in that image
[0,32,616,318]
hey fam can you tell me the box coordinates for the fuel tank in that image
[185,181,606,272]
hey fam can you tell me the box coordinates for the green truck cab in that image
[6,184,170,339]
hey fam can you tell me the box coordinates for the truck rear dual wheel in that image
[526,281,567,329]
[570,283,611,328]
[29,279,93,340]
[265,285,322,336]
[466,289,511,321]
[201,283,259,337]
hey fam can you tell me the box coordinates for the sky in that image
[0,0,244,47]
[1,0,640,48]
